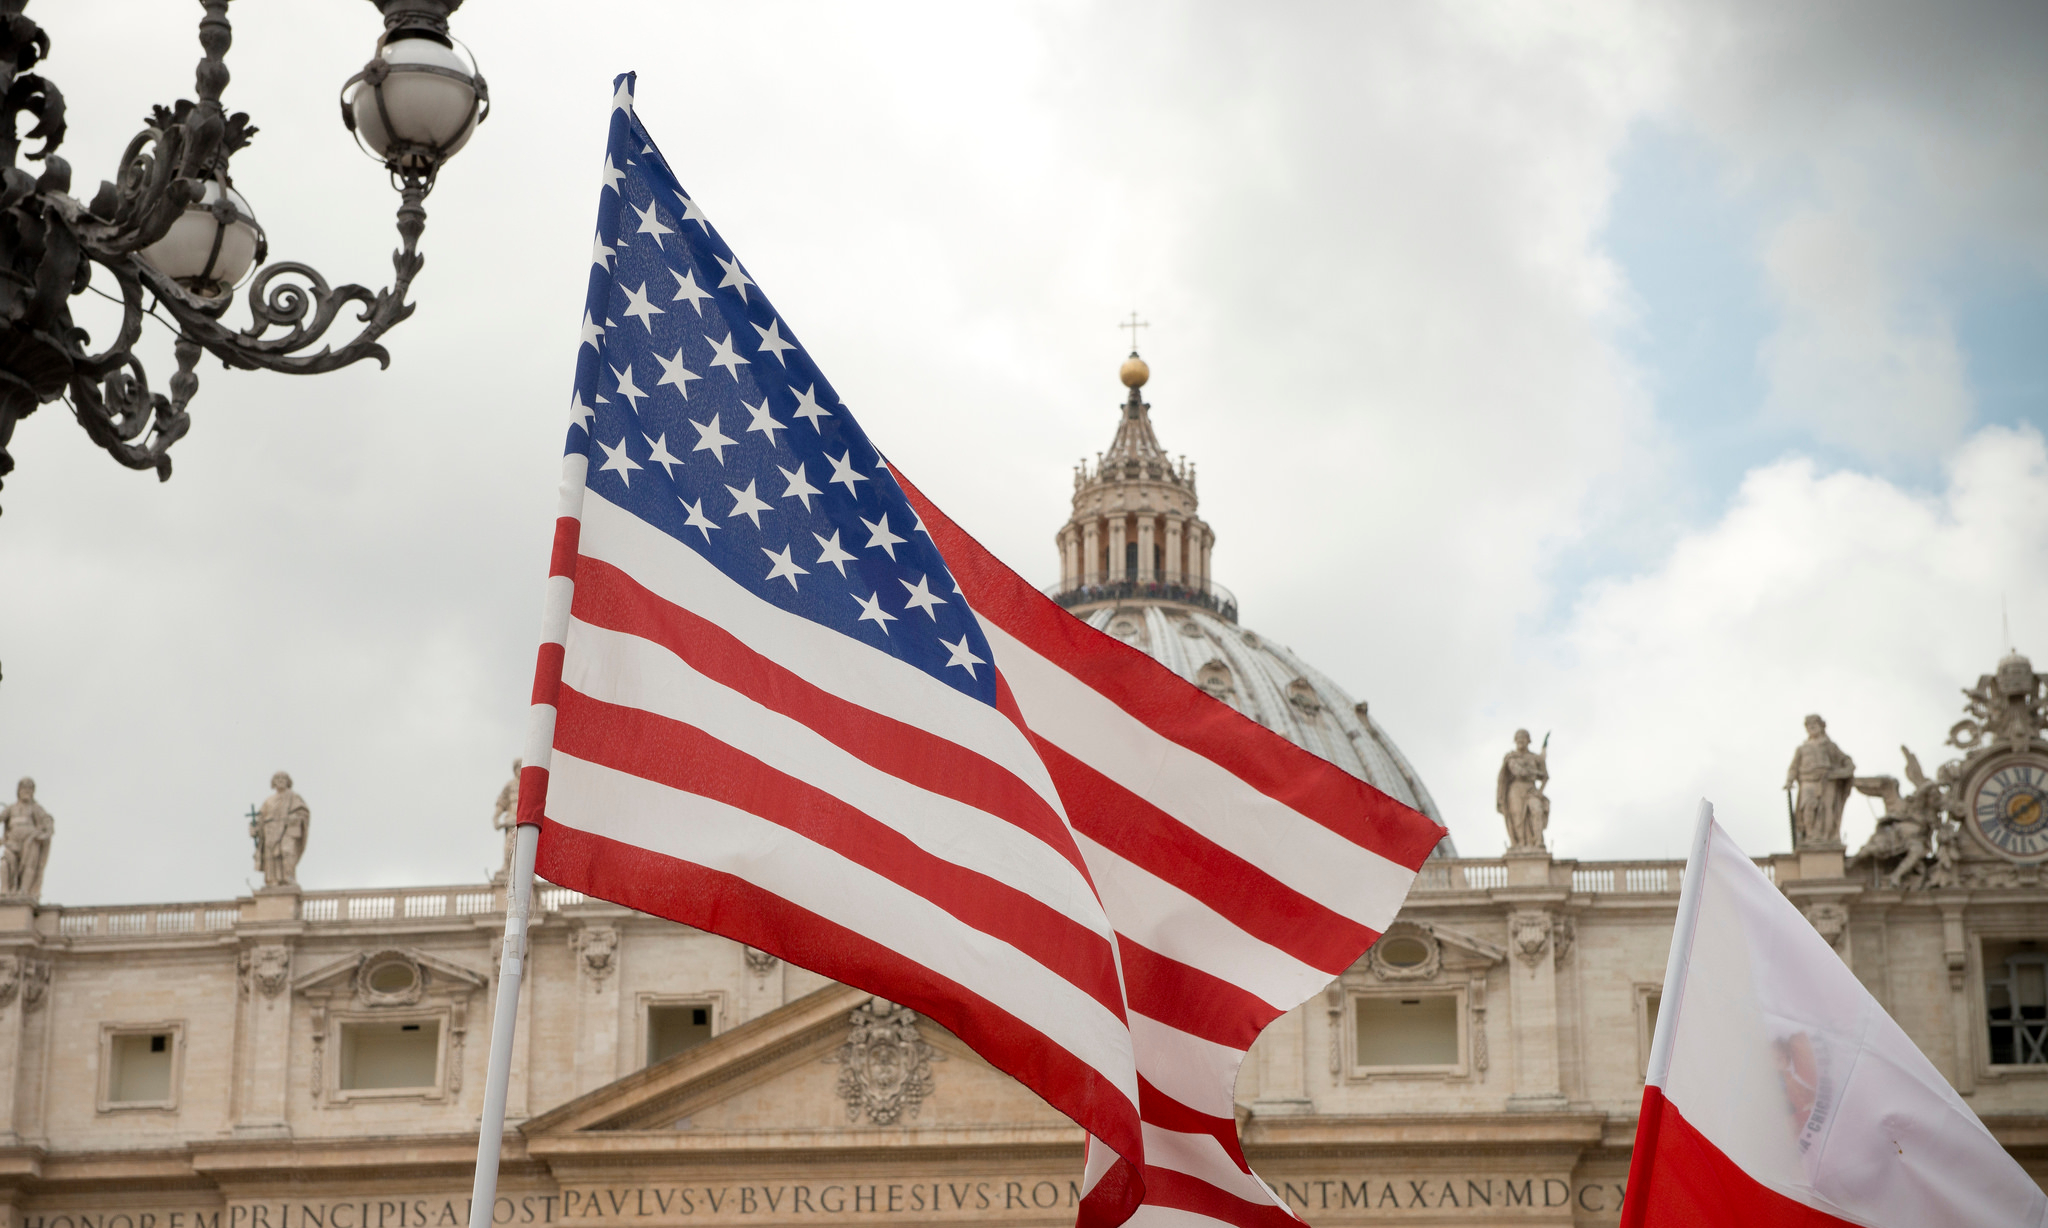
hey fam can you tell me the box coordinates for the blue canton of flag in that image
[569,74,993,704]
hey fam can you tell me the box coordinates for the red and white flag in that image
[1622,805,2047,1228]
[524,75,1447,1228]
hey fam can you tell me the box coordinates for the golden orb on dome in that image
[1119,353,1150,389]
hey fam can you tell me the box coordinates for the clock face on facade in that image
[1969,755,2048,862]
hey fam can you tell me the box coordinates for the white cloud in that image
[1468,426,2048,862]
[1760,210,1972,461]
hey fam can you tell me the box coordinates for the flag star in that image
[680,496,719,542]
[900,574,948,620]
[654,347,701,398]
[940,634,986,679]
[813,529,856,576]
[913,512,929,535]
[621,282,664,332]
[761,544,808,591]
[670,268,712,314]
[690,413,736,463]
[853,592,898,635]
[744,397,787,445]
[610,364,647,410]
[724,479,772,528]
[791,384,832,431]
[591,231,614,270]
[611,78,634,113]
[643,432,683,478]
[826,450,870,495]
[600,153,625,193]
[752,319,797,366]
[861,513,907,560]
[714,253,756,302]
[630,198,673,249]
[779,462,822,511]
[596,436,641,486]
[673,191,709,233]
[580,310,605,352]
[569,392,595,431]
[704,331,750,380]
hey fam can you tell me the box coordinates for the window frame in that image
[97,1020,185,1114]
[637,992,724,1070]
[330,1008,450,1103]
[1635,984,1663,1081]
[1980,938,2048,1074]
[1345,986,1469,1080]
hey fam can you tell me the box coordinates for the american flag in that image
[521,74,1446,1228]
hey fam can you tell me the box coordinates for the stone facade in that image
[6,847,2045,1227]
[10,355,2045,1225]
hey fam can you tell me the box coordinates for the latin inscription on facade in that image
[19,1175,1629,1227]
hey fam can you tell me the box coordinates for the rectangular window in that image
[109,1032,174,1103]
[339,1019,441,1091]
[1355,995,1460,1068]
[1985,941,2048,1066]
[648,1004,713,1065]
[99,1022,182,1112]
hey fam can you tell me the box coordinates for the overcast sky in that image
[4,0,2045,905]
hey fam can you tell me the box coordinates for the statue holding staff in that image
[1497,729,1551,851]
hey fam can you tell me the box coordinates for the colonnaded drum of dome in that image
[1045,349,1450,844]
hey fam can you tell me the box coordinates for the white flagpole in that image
[469,449,589,1228]
[468,822,538,1228]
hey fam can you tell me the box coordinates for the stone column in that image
[1083,521,1102,586]
[1197,531,1213,589]
[1137,517,1156,583]
[571,924,621,1093]
[1501,868,1568,1110]
[1164,516,1184,584]
[1248,1004,1313,1116]
[1939,895,1975,1094]
[1108,517,1128,583]
[231,889,300,1138]
[1060,530,1079,588]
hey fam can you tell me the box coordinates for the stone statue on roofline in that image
[1851,746,1959,891]
[0,777,53,900]
[492,758,521,882]
[1497,729,1550,851]
[1785,714,1854,849]
[251,772,310,889]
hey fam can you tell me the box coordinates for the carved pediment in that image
[1356,920,1505,983]
[520,983,1065,1140]
[292,947,488,1004]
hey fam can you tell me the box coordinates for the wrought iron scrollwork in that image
[0,0,461,510]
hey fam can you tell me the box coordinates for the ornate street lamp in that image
[0,0,486,509]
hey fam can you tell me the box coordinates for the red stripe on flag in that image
[536,818,1148,1166]
[899,474,1443,871]
[529,642,566,708]
[569,554,1095,884]
[549,515,582,578]
[552,684,1127,1020]
[1118,939,1281,1050]
[515,765,549,828]
[1620,1086,1861,1228]
[1032,732,1381,974]
[1138,1076,1244,1164]
[1141,1167,1301,1228]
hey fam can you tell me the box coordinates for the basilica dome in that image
[1046,352,1450,840]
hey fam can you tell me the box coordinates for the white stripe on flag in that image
[1126,1013,1247,1116]
[563,617,1113,937]
[546,749,1141,1106]
[1077,834,1324,1007]
[578,493,1066,812]
[982,618,1415,929]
